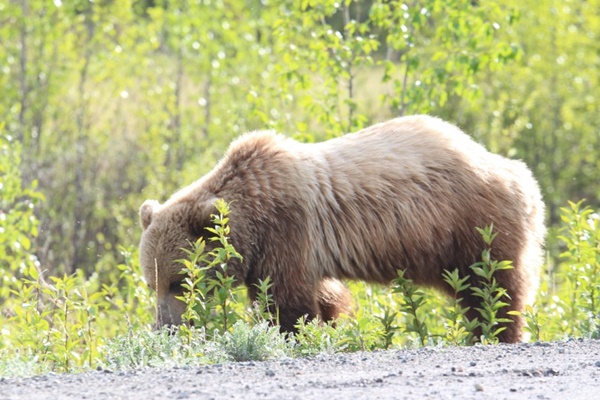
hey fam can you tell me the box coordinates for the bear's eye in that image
[169,281,184,293]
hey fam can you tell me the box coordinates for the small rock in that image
[265,370,275,377]
[475,383,484,392]
[469,361,477,367]
[594,361,600,368]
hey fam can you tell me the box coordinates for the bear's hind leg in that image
[277,279,351,332]
[317,278,352,322]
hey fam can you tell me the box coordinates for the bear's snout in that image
[156,294,187,329]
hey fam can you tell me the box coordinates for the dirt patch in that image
[2,339,600,399]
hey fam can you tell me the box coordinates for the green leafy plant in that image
[469,224,514,344]
[219,320,290,362]
[393,269,430,346]
[179,199,245,338]
[293,316,347,356]
[522,305,542,342]
[101,325,206,371]
[338,307,385,351]
[556,201,600,338]
[375,304,399,350]
[250,277,278,325]
[5,264,51,367]
[441,268,477,346]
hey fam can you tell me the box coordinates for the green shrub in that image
[469,225,515,344]
[292,317,348,356]
[441,268,476,346]
[102,326,207,371]
[393,270,430,346]
[219,321,291,362]
[178,199,245,340]
[536,201,600,339]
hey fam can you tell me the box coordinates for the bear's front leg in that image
[246,276,321,333]
[277,300,321,333]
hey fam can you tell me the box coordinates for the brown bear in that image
[139,115,546,343]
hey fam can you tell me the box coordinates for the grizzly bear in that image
[139,115,545,343]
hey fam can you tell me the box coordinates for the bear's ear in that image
[140,200,160,230]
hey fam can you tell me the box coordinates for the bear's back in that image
[316,115,490,175]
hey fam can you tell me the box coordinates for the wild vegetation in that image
[1,0,599,377]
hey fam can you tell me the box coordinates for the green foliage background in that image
[1,0,599,376]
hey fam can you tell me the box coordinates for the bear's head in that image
[138,198,216,328]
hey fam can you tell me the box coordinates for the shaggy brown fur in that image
[139,115,546,343]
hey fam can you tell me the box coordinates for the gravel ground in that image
[2,339,600,400]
